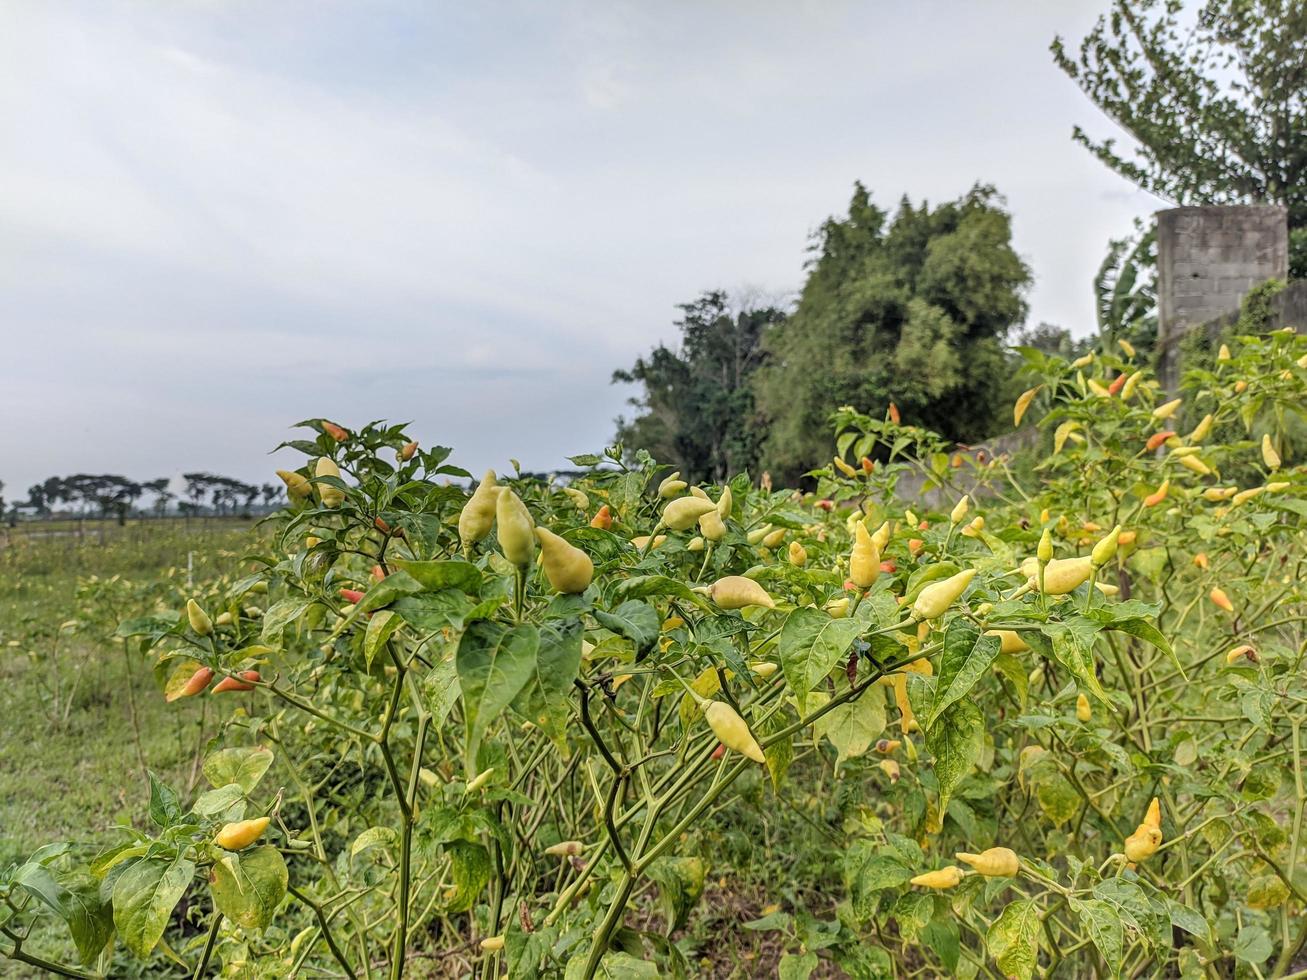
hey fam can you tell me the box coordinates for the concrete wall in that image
[1156,204,1288,388]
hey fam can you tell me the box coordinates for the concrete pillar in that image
[1155,204,1287,388]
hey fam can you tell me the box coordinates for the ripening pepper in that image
[1087,378,1111,398]
[657,472,686,498]
[321,421,349,442]
[950,495,970,524]
[1034,556,1093,595]
[562,487,589,511]
[1202,487,1236,502]
[213,670,259,693]
[663,496,717,531]
[788,541,807,566]
[168,666,214,701]
[911,568,975,620]
[1262,434,1281,470]
[187,599,213,636]
[1090,525,1121,567]
[871,520,892,551]
[590,504,613,530]
[986,629,1029,654]
[961,516,985,537]
[276,469,313,502]
[1226,645,1257,665]
[833,456,859,478]
[1152,398,1182,421]
[1013,385,1040,426]
[888,402,901,424]
[1232,486,1265,505]
[1120,370,1143,400]
[1108,372,1127,395]
[1143,480,1170,507]
[708,576,775,610]
[876,738,901,754]
[1188,414,1213,444]
[1076,693,1092,722]
[398,440,418,461]
[690,485,711,500]
[746,524,773,545]
[465,767,494,793]
[339,587,365,604]
[698,508,727,542]
[849,522,881,589]
[1218,343,1232,361]
[1145,431,1176,452]
[861,456,875,474]
[544,840,584,857]
[1234,379,1248,393]
[315,457,346,507]
[1124,822,1162,863]
[1178,454,1213,476]
[761,527,786,549]
[750,661,779,678]
[215,612,233,627]
[703,700,765,762]
[686,536,705,551]
[1118,338,1136,358]
[534,527,594,594]
[480,936,505,953]
[1209,587,1234,613]
[216,816,270,851]
[716,487,733,519]
[458,470,501,549]
[631,534,667,550]
[955,847,1019,877]
[1037,528,1053,562]
[495,490,535,567]
[879,759,900,782]
[910,867,964,890]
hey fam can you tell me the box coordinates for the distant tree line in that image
[613,184,1080,484]
[11,473,282,524]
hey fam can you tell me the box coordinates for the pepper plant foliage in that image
[3,332,1307,978]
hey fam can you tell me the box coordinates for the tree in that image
[1053,0,1307,271]
[753,184,1030,480]
[1094,219,1158,351]
[613,291,786,482]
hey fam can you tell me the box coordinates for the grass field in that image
[0,521,254,863]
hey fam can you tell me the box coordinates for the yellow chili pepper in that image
[955,847,1019,877]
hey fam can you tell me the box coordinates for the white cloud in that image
[0,0,1167,496]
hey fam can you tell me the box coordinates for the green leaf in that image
[593,600,660,655]
[203,746,275,794]
[986,899,1041,980]
[12,862,66,915]
[778,606,862,698]
[422,652,462,725]
[778,951,819,980]
[1166,899,1210,943]
[1071,898,1123,976]
[926,621,1000,727]
[1233,925,1273,964]
[925,698,984,810]
[191,784,247,821]
[815,690,885,763]
[147,770,182,828]
[993,651,1029,709]
[363,610,403,669]
[349,827,398,863]
[647,855,706,934]
[515,618,583,750]
[208,845,287,930]
[57,873,115,965]
[444,841,492,913]
[390,558,483,593]
[113,856,195,958]
[456,621,539,768]
[1045,620,1108,702]
[1099,615,1181,674]
[260,598,312,642]
[1036,772,1080,826]
[613,575,712,610]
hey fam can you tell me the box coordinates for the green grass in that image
[0,521,254,864]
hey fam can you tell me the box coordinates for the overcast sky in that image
[0,1,1166,498]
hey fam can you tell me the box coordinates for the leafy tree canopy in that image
[1053,0,1307,235]
[613,290,786,482]
[754,183,1030,481]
